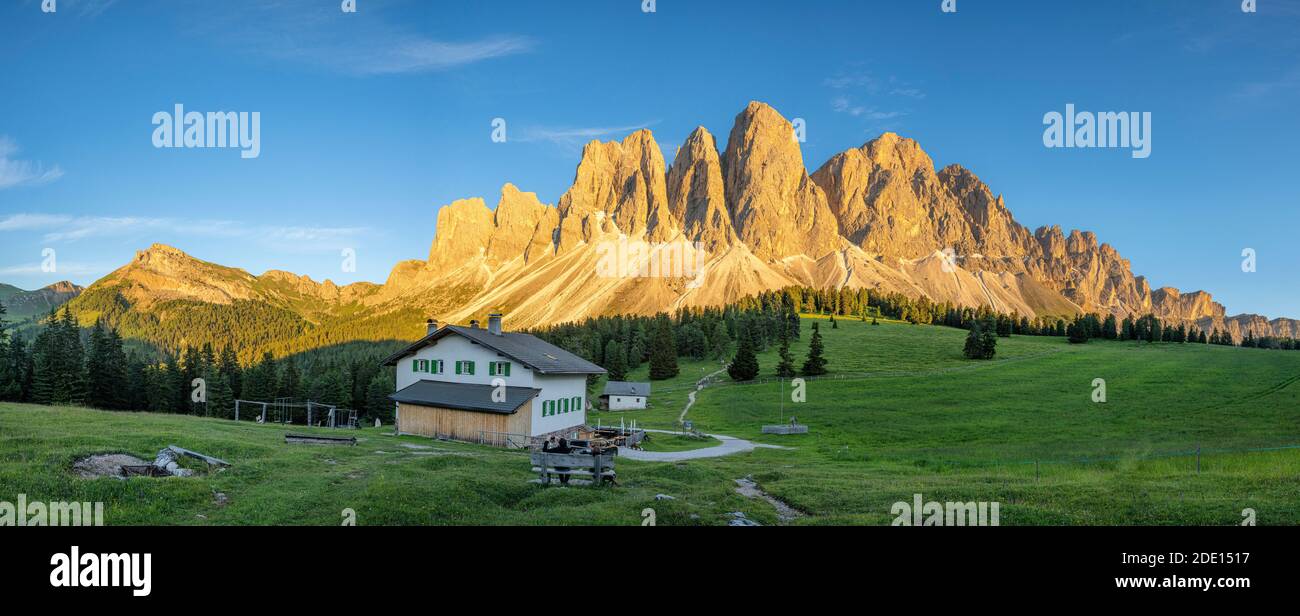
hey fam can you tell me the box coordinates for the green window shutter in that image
[412,360,418,373]
[455,361,462,375]
[468,362,475,375]
[503,363,511,377]
[573,396,581,412]
[489,363,496,376]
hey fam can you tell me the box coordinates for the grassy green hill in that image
[3,316,1299,525]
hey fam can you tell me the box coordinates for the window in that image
[488,361,511,377]
[431,359,443,374]
[571,396,582,412]
[542,400,554,417]
[560,398,569,414]
[455,360,475,375]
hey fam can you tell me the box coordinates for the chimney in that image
[425,319,438,337]
[487,313,503,336]
[470,319,480,329]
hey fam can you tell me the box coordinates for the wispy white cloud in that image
[518,122,658,149]
[352,35,535,75]
[890,87,926,99]
[0,137,64,189]
[195,1,534,76]
[0,212,370,251]
[0,261,110,277]
[1236,65,1300,99]
[824,74,878,91]
[831,96,905,121]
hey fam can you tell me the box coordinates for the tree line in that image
[0,303,399,422]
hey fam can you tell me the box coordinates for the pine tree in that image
[709,322,729,359]
[217,346,242,399]
[964,322,985,359]
[365,370,394,424]
[1067,318,1090,344]
[0,301,10,400]
[1102,314,1117,339]
[603,339,628,382]
[774,328,796,378]
[980,319,998,358]
[801,321,829,376]
[243,351,277,402]
[728,321,759,381]
[648,316,679,380]
[205,369,235,419]
[627,324,648,370]
[278,356,302,401]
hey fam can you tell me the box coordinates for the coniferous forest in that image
[1,285,1295,421]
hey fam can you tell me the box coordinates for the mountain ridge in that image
[39,101,1296,349]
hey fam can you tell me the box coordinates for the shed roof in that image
[601,381,651,397]
[389,379,541,415]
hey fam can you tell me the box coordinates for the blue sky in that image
[1,0,1298,318]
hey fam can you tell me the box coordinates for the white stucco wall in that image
[395,335,534,391]
[394,331,588,437]
[531,373,588,437]
[607,395,646,410]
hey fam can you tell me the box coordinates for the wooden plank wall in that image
[397,401,532,443]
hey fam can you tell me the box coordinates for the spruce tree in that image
[774,329,796,378]
[1067,318,1090,344]
[278,356,302,401]
[0,301,11,400]
[205,369,235,418]
[647,317,678,380]
[728,322,760,381]
[604,339,628,382]
[801,321,829,376]
[365,370,394,423]
[963,322,985,359]
[710,322,729,359]
[979,319,998,359]
[217,346,242,399]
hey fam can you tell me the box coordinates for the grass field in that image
[3,315,1299,525]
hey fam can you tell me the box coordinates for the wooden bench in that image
[530,452,616,486]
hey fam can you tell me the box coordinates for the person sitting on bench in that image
[551,438,573,484]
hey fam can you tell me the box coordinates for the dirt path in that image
[679,366,729,424]
[621,366,789,462]
[735,475,804,524]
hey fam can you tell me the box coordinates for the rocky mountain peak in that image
[555,128,676,252]
[860,131,936,176]
[668,126,735,252]
[724,101,841,260]
[427,197,493,269]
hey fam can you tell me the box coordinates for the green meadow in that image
[3,316,1299,525]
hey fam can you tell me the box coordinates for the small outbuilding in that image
[599,381,650,410]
